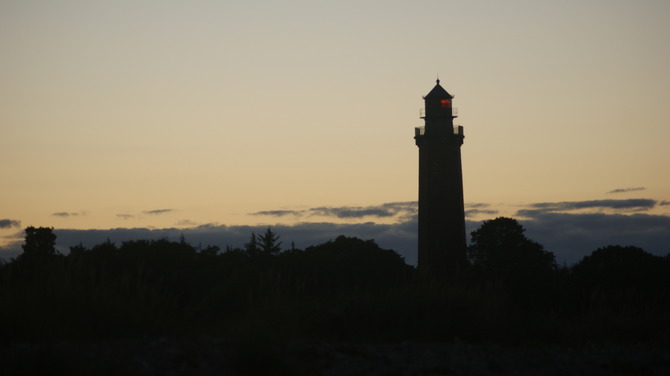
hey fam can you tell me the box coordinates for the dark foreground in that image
[4,231,670,374]
[3,338,669,376]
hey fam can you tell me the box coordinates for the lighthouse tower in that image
[414,79,467,276]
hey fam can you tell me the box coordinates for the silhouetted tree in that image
[468,217,556,276]
[199,245,221,257]
[20,226,57,261]
[258,227,282,255]
[91,238,117,254]
[572,245,668,295]
[294,236,410,294]
[468,217,557,308]
[69,242,87,257]
[244,232,259,257]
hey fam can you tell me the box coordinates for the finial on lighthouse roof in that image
[436,74,440,85]
[424,77,453,99]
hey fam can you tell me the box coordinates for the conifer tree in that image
[244,231,259,257]
[258,227,282,255]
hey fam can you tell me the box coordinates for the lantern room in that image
[422,79,456,119]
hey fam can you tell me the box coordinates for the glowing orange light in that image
[440,99,451,108]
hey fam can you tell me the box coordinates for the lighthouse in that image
[414,79,467,276]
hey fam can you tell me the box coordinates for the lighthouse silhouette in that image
[414,79,467,276]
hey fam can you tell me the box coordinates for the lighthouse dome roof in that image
[424,79,453,99]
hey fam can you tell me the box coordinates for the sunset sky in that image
[2,0,669,264]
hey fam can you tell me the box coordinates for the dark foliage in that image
[1,223,669,345]
[571,245,670,313]
[572,245,668,291]
[258,227,282,255]
[467,217,558,309]
[468,217,556,275]
[20,226,58,261]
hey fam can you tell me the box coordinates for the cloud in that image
[608,187,646,194]
[143,209,173,215]
[310,202,418,219]
[465,209,498,217]
[660,201,670,206]
[0,228,26,260]
[467,203,492,209]
[0,219,21,229]
[44,209,670,268]
[118,210,174,218]
[252,210,301,217]
[309,206,396,218]
[0,242,22,261]
[176,219,198,226]
[52,212,82,217]
[463,203,498,218]
[517,199,657,217]
[251,202,418,220]
[4,201,669,267]
[518,211,670,265]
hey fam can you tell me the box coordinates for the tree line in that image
[1,218,668,344]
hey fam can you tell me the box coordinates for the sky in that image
[2,0,669,265]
